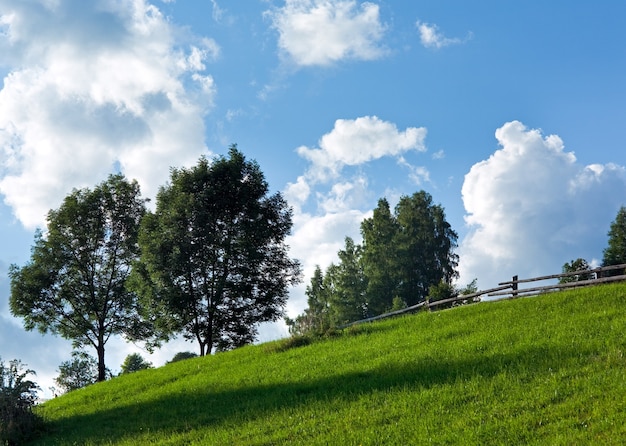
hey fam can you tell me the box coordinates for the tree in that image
[132,147,302,356]
[0,358,41,445]
[559,258,593,284]
[394,191,459,306]
[360,198,400,315]
[603,206,626,272]
[54,351,99,393]
[329,237,368,325]
[285,265,332,336]
[120,353,152,374]
[360,192,458,311]
[9,174,149,382]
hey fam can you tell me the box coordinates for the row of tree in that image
[9,146,302,383]
[286,192,461,335]
[291,201,626,337]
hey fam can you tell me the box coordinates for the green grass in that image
[32,283,626,445]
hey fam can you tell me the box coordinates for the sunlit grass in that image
[33,283,626,445]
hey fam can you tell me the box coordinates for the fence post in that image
[512,275,518,298]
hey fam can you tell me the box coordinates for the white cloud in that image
[282,115,428,320]
[296,116,427,182]
[0,0,218,228]
[397,156,430,186]
[458,120,626,290]
[416,20,466,50]
[267,0,386,67]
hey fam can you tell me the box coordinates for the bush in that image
[120,353,152,374]
[54,351,99,393]
[167,352,198,364]
[0,358,42,445]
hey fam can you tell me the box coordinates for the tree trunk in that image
[96,342,106,382]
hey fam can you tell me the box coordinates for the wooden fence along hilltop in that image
[340,263,626,329]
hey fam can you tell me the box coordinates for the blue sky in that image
[1,0,625,396]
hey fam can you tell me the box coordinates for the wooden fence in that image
[340,263,626,329]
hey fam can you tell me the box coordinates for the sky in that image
[1,0,625,398]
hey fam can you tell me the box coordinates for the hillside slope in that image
[33,283,626,445]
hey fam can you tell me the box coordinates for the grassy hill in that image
[32,283,626,445]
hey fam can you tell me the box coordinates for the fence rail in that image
[339,263,626,329]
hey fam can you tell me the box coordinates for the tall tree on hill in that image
[286,265,332,336]
[131,147,302,355]
[329,237,368,325]
[603,206,626,273]
[360,198,400,315]
[9,175,148,382]
[394,191,459,306]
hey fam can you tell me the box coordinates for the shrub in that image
[0,358,42,445]
[54,351,99,393]
[167,352,198,364]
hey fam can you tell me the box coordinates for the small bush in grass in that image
[166,352,198,364]
[0,358,43,445]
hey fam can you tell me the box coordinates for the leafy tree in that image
[0,358,41,445]
[603,206,626,273]
[428,281,457,303]
[132,147,302,356]
[394,191,459,306]
[54,351,99,393]
[120,353,152,374]
[9,175,149,381]
[559,258,593,284]
[167,352,198,364]
[285,265,332,336]
[329,237,368,325]
[360,198,400,315]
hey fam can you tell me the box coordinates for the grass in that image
[32,283,626,445]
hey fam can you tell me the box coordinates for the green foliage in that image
[131,147,302,356]
[291,191,459,334]
[360,198,399,315]
[166,352,198,364]
[54,351,99,393]
[9,174,149,381]
[458,278,478,296]
[328,237,368,325]
[390,296,407,311]
[32,284,626,445]
[0,358,42,446]
[560,258,593,284]
[285,265,333,336]
[603,206,626,271]
[428,280,457,301]
[120,354,152,374]
[392,191,459,306]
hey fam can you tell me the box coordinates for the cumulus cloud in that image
[295,116,427,182]
[416,20,467,50]
[0,0,218,228]
[458,120,626,290]
[282,115,429,321]
[267,0,386,67]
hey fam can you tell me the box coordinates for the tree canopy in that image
[132,147,302,355]
[290,190,459,333]
[9,174,149,381]
[120,353,152,374]
[54,351,99,393]
[603,206,626,268]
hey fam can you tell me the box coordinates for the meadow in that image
[32,283,626,445]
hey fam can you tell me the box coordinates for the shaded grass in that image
[33,283,626,445]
